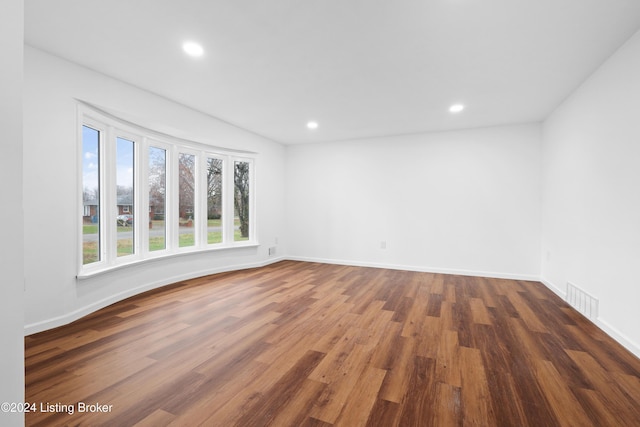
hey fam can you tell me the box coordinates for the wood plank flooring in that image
[25,261,640,426]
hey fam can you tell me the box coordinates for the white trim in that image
[29,256,640,361]
[29,256,533,336]
[539,277,567,299]
[595,318,640,360]
[287,255,539,281]
[540,275,640,360]
[76,242,260,280]
[26,255,285,336]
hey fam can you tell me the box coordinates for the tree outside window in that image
[234,161,250,240]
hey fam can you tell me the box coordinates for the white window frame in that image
[77,104,258,278]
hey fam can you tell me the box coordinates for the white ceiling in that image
[24,0,640,145]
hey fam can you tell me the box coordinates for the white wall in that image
[542,29,640,356]
[22,24,640,364]
[286,124,542,279]
[23,47,286,334]
[0,0,24,425]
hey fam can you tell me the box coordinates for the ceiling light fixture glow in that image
[307,121,319,130]
[183,41,204,57]
[449,104,465,113]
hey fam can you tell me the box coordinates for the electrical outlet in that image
[268,247,276,256]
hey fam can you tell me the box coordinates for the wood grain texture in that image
[25,261,640,426]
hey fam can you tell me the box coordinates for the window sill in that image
[77,242,259,280]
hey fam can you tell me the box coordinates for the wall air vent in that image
[566,282,599,321]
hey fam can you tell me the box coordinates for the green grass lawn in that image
[149,236,166,252]
[83,225,135,234]
[83,224,98,234]
[83,218,248,263]
[85,219,232,234]
[83,241,98,264]
[117,239,134,257]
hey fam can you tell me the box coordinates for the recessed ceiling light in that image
[307,121,319,130]
[183,41,204,57]
[449,104,465,113]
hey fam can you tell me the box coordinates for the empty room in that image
[2,0,640,426]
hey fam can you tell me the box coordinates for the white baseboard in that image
[24,256,286,336]
[24,256,640,362]
[539,277,567,299]
[24,255,534,335]
[595,318,640,360]
[539,276,640,360]
[287,255,540,282]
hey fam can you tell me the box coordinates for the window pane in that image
[234,161,250,241]
[207,158,223,244]
[116,137,134,257]
[148,146,166,251]
[178,153,196,247]
[82,126,100,264]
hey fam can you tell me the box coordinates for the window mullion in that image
[134,137,143,258]
[193,152,201,248]
[79,104,256,276]
[198,152,208,247]
[249,160,256,241]
[167,146,180,252]
[104,126,117,264]
[140,138,148,257]
[225,156,235,243]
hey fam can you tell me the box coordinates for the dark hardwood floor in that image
[25,261,640,426]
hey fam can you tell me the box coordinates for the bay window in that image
[78,106,256,276]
